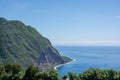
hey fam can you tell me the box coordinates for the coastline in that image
[54,58,75,70]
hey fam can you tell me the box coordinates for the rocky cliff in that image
[0,17,71,71]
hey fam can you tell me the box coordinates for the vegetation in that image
[0,64,120,80]
[0,17,71,70]
[1,18,120,80]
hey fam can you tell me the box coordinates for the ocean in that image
[54,46,120,77]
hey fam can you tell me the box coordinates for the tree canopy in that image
[0,64,120,80]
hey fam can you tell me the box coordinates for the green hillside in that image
[0,17,71,71]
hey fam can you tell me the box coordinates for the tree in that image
[5,64,21,75]
[49,69,59,80]
[0,64,4,80]
[68,72,79,80]
[23,65,39,80]
[4,64,22,80]
[62,75,67,80]
[79,68,120,80]
[79,68,103,80]
[107,69,120,80]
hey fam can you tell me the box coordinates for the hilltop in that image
[0,17,71,71]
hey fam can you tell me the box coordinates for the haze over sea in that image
[54,46,120,77]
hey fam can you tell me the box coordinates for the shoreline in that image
[54,58,76,70]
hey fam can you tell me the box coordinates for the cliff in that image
[0,17,71,71]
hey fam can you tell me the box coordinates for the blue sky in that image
[0,0,120,46]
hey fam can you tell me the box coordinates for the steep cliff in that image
[0,17,71,71]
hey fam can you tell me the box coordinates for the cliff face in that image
[0,17,71,70]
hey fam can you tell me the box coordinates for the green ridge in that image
[0,17,71,70]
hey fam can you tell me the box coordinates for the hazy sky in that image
[0,0,120,46]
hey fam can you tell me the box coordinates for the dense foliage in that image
[0,17,71,70]
[0,64,120,80]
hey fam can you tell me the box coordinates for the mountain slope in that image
[0,17,71,71]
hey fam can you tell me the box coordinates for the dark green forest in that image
[0,64,120,80]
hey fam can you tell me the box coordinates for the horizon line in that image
[51,40,120,46]
[53,44,120,46]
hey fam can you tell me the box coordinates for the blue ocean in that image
[54,46,120,77]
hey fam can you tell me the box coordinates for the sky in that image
[0,0,120,46]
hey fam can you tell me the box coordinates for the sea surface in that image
[54,46,120,77]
